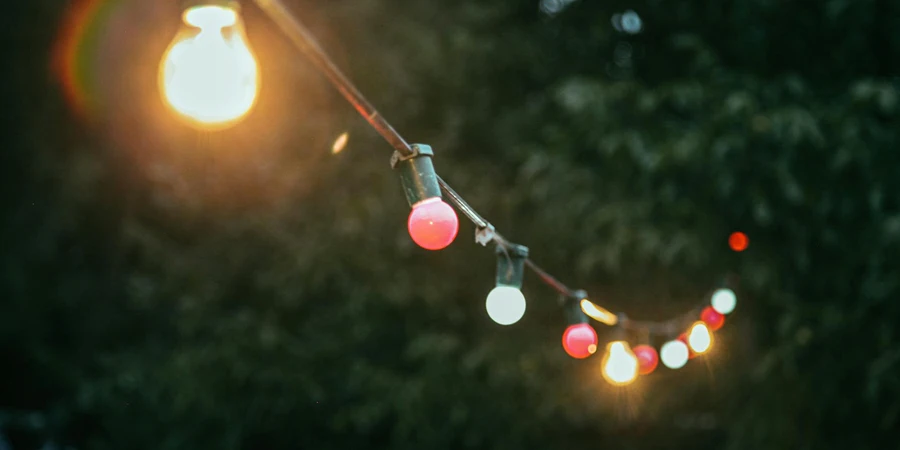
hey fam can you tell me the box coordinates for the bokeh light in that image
[562,323,598,359]
[601,341,639,385]
[687,322,712,354]
[711,288,737,315]
[729,231,749,252]
[660,340,689,369]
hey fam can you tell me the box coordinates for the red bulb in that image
[407,197,459,250]
[700,306,726,331]
[562,323,598,359]
[729,232,749,252]
[633,345,659,375]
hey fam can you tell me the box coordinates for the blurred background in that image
[2,0,900,449]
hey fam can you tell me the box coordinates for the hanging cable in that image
[249,0,742,383]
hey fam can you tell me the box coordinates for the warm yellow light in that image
[580,299,618,326]
[687,322,713,354]
[160,5,259,129]
[601,341,638,386]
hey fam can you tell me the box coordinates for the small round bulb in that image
[660,340,689,369]
[700,306,726,331]
[485,286,526,325]
[632,345,659,375]
[601,341,639,386]
[687,322,713,354]
[711,288,737,315]
[407,198,459,250]
[562,323,598,359]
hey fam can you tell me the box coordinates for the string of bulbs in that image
[161,0,743,386]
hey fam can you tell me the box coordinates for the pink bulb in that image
[562,323,598,359]
[407,197,459,250]
[700,306,726,331]
[633,345,659,375]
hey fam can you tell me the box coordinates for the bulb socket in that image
[495,244,528,289]
[564,297,590,324]
[392,144,442,207]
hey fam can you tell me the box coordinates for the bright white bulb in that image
[660,340,689,369]
[711,288,737,315]
[485,286,526,325]
[160,5,259,128]
[602,341,639,385]
[687,323,712,353]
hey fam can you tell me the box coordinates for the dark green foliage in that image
[1,0,898,449]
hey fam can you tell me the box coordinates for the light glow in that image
[711,288,737,315]
[160,5,259,128]
[601,341,638,386]
[660,340,689,369]
[579,299,618,326]
[687,322,713,354]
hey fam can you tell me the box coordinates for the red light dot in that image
[407,198,459,250]
[562,323,598,359]
[633,345,659,375]
[729,232,749,252]
[700,306,726,331]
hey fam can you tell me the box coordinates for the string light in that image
[601,341,639,386]
[687,322,713,354]
[633,345,659,375]
[660,340,690,369]
[700,306,725,331]
[711,288,737,315]
[160,0,747,387]
[729,232,749,252]
[160,0,259,128]
[562,323,598,359]
[391,144,459,251]
[485,244,528,326]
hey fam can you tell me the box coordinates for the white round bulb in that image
[485,286,526,325]
[660,340,689,369]
[711,288,737,315]
[687,323,712,353]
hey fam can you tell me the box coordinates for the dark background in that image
[2,0,899,449]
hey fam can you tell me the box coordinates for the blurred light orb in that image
[660,340,689,369]
[601,341,639,386]
[701,306,726,331]
[562,323,598,359]
[633,344,659,375]
[486,286,526,325]
[687,322,713,354]
[711,288,737,315]
[729,231,749,252]
[160,5,259,128]
[540,0,577,16]
[620,10,643,34]
[407,198,459,250]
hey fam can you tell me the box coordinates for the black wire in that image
[252,0,715,335]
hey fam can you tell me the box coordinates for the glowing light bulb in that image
[632,344,659,375]
[407,198,459,250]
[601,341,639,386]
[485,286,526,325]
[160,4,259,128]
[711,288,737,315]
[700,306,725,331]
[562,323,598,359]
[687,322,713,354]
[660,340,689,369]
